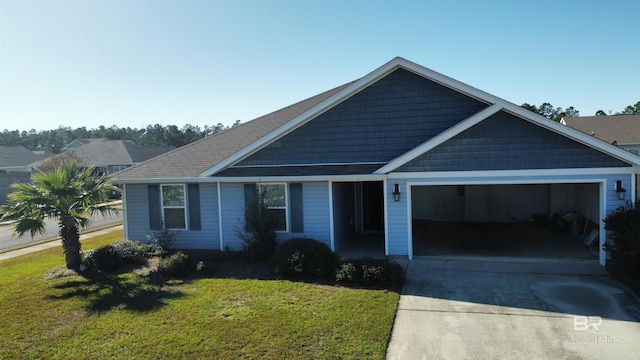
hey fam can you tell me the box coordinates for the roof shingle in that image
[562,114,640,145]
[115,81,355,180]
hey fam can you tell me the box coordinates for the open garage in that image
[410,182,601,260]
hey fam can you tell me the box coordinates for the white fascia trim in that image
[398,59,505,105]
[389,167,634,180]
[198,57,518,178]
[406,178,607,187]
[375,104,503,174]
[199,60,409,177]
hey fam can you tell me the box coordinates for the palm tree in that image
[0,161,119,270]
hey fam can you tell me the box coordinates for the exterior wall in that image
[124,183,220,249]
[237,68,487,166]
[123,184,151,241]
[219,183,246,250]
[386,180,410,256]
[123,171,634,263]
[397,112,631,172]
[275,182,332,247]
[172,183,219,249]
[219,181,332,251]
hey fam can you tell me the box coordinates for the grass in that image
[0,230,400,359]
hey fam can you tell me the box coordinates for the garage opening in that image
[411,183,600,260]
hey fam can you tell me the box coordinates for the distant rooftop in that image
[561,114,640,145]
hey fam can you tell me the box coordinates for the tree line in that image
[1,100,638,154]
[0,121,240,154]
[522,100,639,122]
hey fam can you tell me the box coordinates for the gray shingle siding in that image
[396,111,631,172]
[235,69,488,167]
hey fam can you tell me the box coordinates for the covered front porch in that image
[332,181,386,258]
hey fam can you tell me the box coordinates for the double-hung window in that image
[259,183,287,231]
[161,184,186,229]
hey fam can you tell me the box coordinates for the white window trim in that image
[111,165,129,173]
[160,184,188,230]
[258,182,289,232]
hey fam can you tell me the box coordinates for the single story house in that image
[115,57,640,265]
[0,145,51,173]
[41,138,174,175]
[1,146,51,204]
[561,114,640,200]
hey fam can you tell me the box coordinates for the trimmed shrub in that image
[235,187,278,262]
[158,252,192,277]
[604,201,640,279]
[270,237,338,279]
[145,227,177,253]
[336,257,405,288]
[82,240,146,272]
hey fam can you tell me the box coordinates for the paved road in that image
[387,258,640,360]
[0,205,122,251]
[0,225,124,261]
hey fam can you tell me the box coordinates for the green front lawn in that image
[0,230,400,359]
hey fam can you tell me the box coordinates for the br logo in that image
[573,316,602,331]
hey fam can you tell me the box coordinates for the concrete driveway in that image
[387,258,640,360]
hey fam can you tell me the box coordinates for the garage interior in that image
[411,184,600,260]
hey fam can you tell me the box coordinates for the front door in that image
[363,181,384,232]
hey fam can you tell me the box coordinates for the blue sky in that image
[1,0,638,132]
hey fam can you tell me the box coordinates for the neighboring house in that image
[0,145,50,173]
[61,138,104,152]
[40,139,174,175]
[561,114,640,201]
[115,57,640,266]
[0,146,50,204]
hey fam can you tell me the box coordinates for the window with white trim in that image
[259,183,287,231]
[161,184,186,229]
[111,165,129,173]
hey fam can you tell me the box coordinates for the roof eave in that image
[198,56,507,177]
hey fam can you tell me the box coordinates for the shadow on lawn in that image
[47,270,186,312]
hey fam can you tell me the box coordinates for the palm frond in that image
[2,159,119,238]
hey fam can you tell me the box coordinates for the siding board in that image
[397,112,631,172]
[236,69,487,166]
